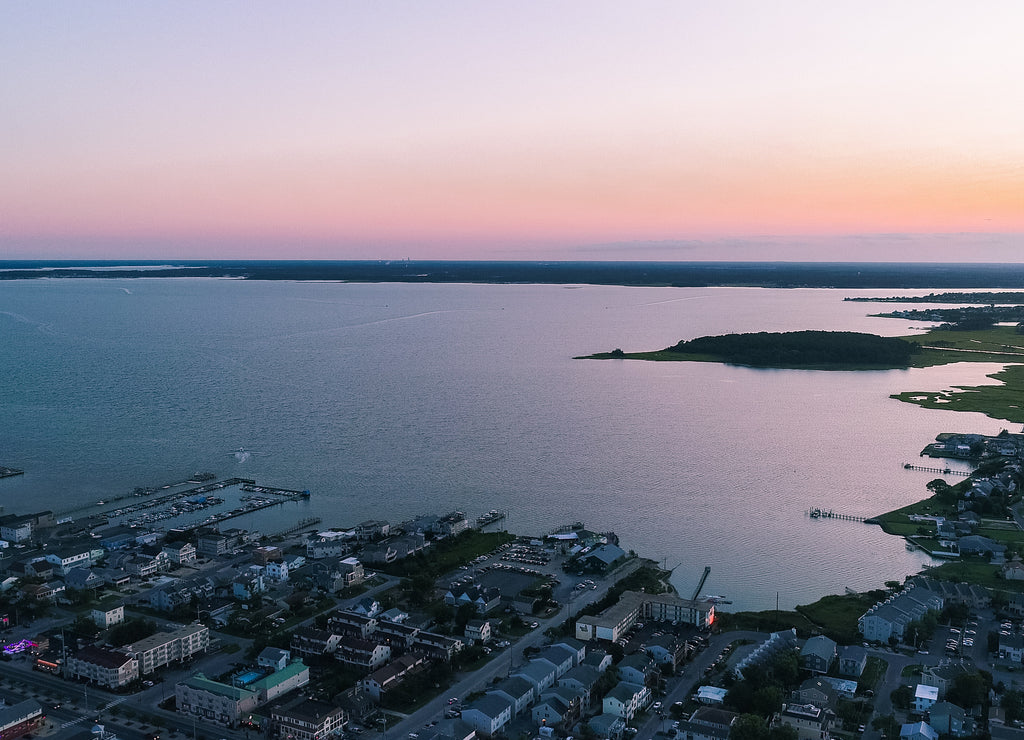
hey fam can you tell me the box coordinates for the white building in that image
[91,605,125,628]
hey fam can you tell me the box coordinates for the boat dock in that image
[808,508,868,522]
[57,473,228,517]
[270,516,322,537]
[174,485,310,532]
[477,509,507,527]
[903,463,970,476]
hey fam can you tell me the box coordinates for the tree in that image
[768,724,798,740]
[753,686,784,717]
[872,714,899,738]
[948,672,988,709]
[454,603,476,630]
[725,681,756,714]
[890,685,912,711]
[1003,690,1024,723]
[109,618,157,646]
[730,714,769,740]
[770,650,800,687]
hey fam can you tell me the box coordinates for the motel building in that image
[0,699,44,740]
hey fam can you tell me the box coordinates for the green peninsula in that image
[581,325,1024,421]
[580,330,922,369]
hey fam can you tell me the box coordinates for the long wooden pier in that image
[903,463,970,476]
[808,508,867,522]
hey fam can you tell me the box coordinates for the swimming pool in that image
[235,670,262,685]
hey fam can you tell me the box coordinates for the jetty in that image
[903,463,970,476]
[477,510,507,527]
[57,473,227,517]
[808,508,868,522]
[270,516,322,537]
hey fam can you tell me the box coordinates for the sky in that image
[2,1,1023,261]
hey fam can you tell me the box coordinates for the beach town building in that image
[120,623,209,675]
[65,645,139,688]
[858,586,943,643]
[0,700,44,740]
[268,697,346,740]
[575,590,715,642]
[774,703,832,740]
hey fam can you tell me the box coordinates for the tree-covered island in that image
[581,325,1024,421]
[580,330,922,369]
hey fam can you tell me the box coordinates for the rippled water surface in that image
[0,279,1012,610]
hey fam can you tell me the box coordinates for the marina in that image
[58,477,311,532]
[168,482,310,532]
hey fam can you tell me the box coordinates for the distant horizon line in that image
[3,258,1024,266]
[4,259,1024,290]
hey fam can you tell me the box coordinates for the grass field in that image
[719,591,881,644]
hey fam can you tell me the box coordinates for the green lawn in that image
[795,593,879,644]
[719,592,879,644]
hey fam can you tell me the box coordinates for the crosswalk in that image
[59,695,133,729]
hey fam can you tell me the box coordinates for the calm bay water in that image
[0,279,1014,611]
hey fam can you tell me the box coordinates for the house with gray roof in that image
[800,635,837,674]
[461,694,512,737]
[583,649,613,672]
[65,567,103,591]
[859,585,943,644]
[928,701,971,737]
[558,664,602,708]
[957,535,1006,557]
[617,653,655,686]
[512,660,557,693]
[584,544,627,572]
[532,685,584,727]
[795,677,837,711]
[921,663,973,699]
[777,703,832,740]
[536,645,575,677]
[588,713,626,740]
[602,681,649,720]
[553,637,587,665]
[734,629,798,679]
[838,645,867,677]
[899,721,938,740]
[677,706,738,740]
[487,677,535,716]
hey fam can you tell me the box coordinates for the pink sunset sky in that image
[2,1,1023,261]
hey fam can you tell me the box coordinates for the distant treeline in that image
[874,305,1024,330]
[846,292,1024,303]
[8,260,1024,288]
[663,330,921,367]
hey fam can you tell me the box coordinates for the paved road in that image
[379,557,644,739]
[634,631,769,740]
